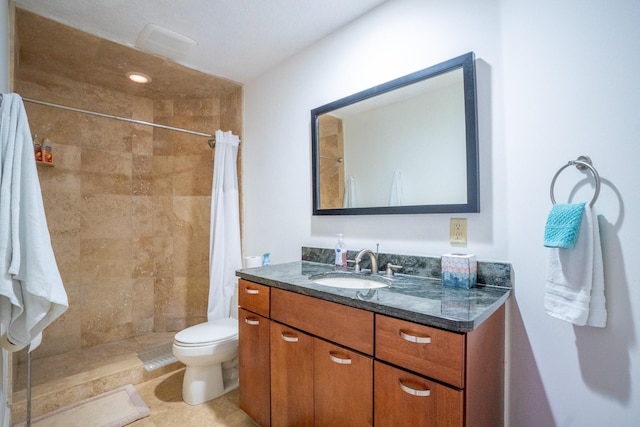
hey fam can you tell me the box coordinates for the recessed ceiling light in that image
[126,72,151,84]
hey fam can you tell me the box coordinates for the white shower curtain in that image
[343,176,357,208]
[389,170,404,206]
[208,130,242,321]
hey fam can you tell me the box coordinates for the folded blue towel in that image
[544,203,586,248]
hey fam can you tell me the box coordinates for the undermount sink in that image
[310,274,390,289]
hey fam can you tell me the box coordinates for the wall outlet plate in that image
[450,218,467,245]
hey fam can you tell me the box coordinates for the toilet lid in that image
[174,318,238,346]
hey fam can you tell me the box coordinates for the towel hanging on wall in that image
[0,93,69,351]
[544,205,606,327]
[544,156,606,327]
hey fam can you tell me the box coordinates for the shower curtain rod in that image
[23,97,217,146]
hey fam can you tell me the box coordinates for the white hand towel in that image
[0,93,68,351]
[544,206,606,327]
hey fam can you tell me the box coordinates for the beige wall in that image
[15,71,242,360]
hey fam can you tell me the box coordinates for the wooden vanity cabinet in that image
[238,279,505,427]
[271,288,374,427]
[238,280,271,427]
[374,306,506,427]
[270,321,314,427]
[374,361,463,427]
[313,337,373,426]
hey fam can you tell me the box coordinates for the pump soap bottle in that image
[335,234,347,270]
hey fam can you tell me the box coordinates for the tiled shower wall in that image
[14,73,242,360]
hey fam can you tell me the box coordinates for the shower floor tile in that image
[13,332,177,391]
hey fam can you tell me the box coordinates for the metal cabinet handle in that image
[244,287,259,295]
[329,351,352,365]
[244,316,260,326]
[399,379,431,397]
[399,329,432,344]
[281,332,299,343]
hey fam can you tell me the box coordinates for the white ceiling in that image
[12,0,388,84]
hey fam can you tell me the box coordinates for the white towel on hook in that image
[343,176,356,208]
[389,170,404,206]
[544,206,606,327]
[0,93,68,352]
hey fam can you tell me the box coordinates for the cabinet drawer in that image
[271,288,374,355]
[375,314,465,388]
[238,279,270,317]
[374,361,463,427]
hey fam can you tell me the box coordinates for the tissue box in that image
[441,253,477,289]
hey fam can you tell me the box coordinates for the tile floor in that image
[11,332,258,426]
[130,368,257,427]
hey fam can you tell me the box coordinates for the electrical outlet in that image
[450,218,467,245]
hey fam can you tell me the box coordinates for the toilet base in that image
[182,363,238,405]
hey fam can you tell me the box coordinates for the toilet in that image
[172,287,239,405]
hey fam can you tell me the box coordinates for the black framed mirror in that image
[311,52,479,215]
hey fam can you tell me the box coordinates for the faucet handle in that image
[385,263,403,277]
[347,259,360,272]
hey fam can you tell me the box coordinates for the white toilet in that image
[172,287,239,405]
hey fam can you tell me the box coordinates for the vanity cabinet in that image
[270,321,314,427]
[238,280,271,427]
[238,279,505,427]
[374,308,505,427]
[374,360,463,427]
[313,336,373,426]
[271,288,374,427]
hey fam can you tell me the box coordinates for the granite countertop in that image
[236,260,511,333]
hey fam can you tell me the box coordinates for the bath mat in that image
[16,384,150,427]
[137,342,178,371]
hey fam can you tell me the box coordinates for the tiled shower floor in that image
[13,332,177,391]
[10,333,257,426]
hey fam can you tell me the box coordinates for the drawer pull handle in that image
[400,330,432,344]
[244,287,260,295]
[399,379,431,397]
[329,351,352,365]
[281,332,299,343]
[244,317,260,326]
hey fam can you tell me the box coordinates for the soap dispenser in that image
[335,234,347,270]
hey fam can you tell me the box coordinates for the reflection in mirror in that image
[311,52,479,215]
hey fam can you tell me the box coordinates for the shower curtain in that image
[208,130,242,321]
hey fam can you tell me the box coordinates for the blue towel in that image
[544,203,586,248]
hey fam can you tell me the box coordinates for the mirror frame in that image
[311,52,479,215]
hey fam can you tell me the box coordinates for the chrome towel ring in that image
[550,155,600,207]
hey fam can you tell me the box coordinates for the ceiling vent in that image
[135,23,197,61]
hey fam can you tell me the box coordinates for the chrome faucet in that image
[354,248,379,274]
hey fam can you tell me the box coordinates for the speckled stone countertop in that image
[236,249,512,333]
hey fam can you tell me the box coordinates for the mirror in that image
[311,52,479,215]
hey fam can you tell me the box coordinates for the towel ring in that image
[550,155,600,207]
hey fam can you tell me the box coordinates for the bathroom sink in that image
[310,274,390,289]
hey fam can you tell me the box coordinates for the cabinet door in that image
[270,322,314,427]
[314,338,373,427]
[374,361,463,427]
[239,308,271,427]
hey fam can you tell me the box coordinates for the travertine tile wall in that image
[15,72,242,360]
[318,114,345,209]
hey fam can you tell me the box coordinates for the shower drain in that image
[137,343,178,371]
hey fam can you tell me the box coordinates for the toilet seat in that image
[174,318,238,347]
